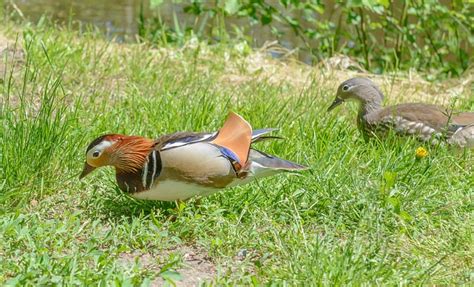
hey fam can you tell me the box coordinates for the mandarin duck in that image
[327,77,474,148]
[80,112,307,201]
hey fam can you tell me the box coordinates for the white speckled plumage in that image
[449,125,474,148]
[328,77,474,147]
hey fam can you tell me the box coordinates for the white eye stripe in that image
[87,140,114,158]
[93,140,114,151]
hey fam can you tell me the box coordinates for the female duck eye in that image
[342,85,350,91]
[92,151,100,158]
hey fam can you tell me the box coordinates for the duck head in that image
[80,134,155,179]
[327,77,384,112]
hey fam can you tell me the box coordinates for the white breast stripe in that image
[142,159,149,188]
[124,181,130,192]
[87,140,115,158]
[150,151,157,188]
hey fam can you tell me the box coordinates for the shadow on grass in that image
[81,183,178,221]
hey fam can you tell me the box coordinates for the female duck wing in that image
[374,103,449,132]
[452,112,474,126]
[448,122,474,149]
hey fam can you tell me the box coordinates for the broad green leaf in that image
[383,171,397,189]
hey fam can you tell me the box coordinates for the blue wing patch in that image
[218,146,241,164]
[214,145,243,172]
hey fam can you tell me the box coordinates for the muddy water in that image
[11,0,148,39]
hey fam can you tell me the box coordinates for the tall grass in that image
[0,21,472,285]
[1,31,83,208]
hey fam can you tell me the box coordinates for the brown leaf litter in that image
[216,41,472,107]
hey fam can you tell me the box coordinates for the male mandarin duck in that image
[327,77,474,148]
[80,112,307,201]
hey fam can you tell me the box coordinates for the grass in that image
[0,21,473,285]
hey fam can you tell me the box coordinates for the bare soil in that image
[118,245,216,286]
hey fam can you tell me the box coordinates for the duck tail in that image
[249,149,308,172]
[251,128,284,143]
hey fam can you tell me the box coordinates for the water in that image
[12,0,147,40]
[9,0,312,62]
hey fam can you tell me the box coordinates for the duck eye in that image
[92,151,100,158]
[342,85,350,91]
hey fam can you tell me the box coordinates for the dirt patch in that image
[0,33,24,77]
[118,245,216,286]
[216,41,472,107]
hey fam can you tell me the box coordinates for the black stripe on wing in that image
[157,127,279,150]
[158,132,217,150]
